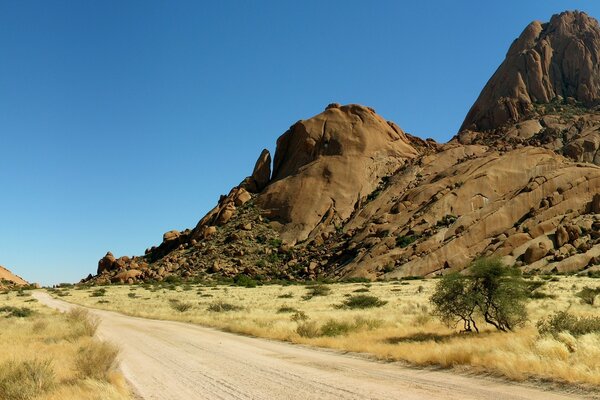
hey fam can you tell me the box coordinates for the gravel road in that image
[35,292,590,400]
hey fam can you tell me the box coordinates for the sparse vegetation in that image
[0,359,55,400]
[537,311,600,337]
[396,235,416,248]
[58,276,600,387]
[0,294,130,399]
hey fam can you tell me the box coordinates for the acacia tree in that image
[430,273,479,333]
[430,258,528,332]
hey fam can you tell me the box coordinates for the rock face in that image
[460,11,600,132]
[0,265,28,288]
[256,104,420,242]
[242,149,271,193]
[82,11,600,285]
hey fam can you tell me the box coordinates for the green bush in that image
[430,258,528,332]
[320,320,354,336]
[338,295,387,309]
[396,235,416,248]
[537,311,600,337]
[233,274,257,288]
[0,306,34,318]
[302,284,331,300]
[90,288,107,297]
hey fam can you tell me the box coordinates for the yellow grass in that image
[58,276,600,388]
[0,290,131,400]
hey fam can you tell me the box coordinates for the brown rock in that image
[243,149,272,193]
[257,104,419,242]
[233,188,252,206]
[203,226,217,239]
[459,11,600,132]
[555,225,569,247]
[163,230,181,242]
[216,203,236,225]
[591,193,600,213]
[524,240,552,264]
[97,252,117,274]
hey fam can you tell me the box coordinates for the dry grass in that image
[61,277,600,388]
[0,290,131,400]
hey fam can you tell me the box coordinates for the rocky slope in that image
[85,11,600,285]
[0,265,28,289]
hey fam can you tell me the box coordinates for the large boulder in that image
[256,104,420,242]
[242,149,272,193]
[97,252,117,274]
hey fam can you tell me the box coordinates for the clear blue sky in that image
[1,1,597,285]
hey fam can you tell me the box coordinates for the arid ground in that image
[43,276,600,393]
[35,289,594,400]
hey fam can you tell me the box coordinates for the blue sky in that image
[1,1,598,285]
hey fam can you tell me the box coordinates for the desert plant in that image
[207,301,242,312]
[169,300,193,312]
[396,235,416,248]
[277,306,297,313]
[0,359,55,400]
[537,311,600,337]
[576,286,600,305]
[296,321,320,338]
[290,310,308,322]
[338,295,387,309]
[0,306,34,318]
[67,308,99,336]
[320,320,354,336]
[233,274,257,288]
[75,341,119,380]
[302,284,331,300]
[430,258,528,332]
[277,292,293,298]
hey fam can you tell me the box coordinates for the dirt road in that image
[35,292,588,400]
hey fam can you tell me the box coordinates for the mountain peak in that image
[460,10,600,132]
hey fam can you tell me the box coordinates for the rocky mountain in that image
[85,11,600,285]
[457,11,600,164]
[0,265,28,289]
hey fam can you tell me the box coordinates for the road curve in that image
[35,292,588,400]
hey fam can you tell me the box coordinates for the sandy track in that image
[35,292,589,400]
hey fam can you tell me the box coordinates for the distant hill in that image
[0,265,28,289]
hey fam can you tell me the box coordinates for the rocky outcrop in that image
[82,11,600,286]
[460,11,600,133]
[256,104,420,243]
[242,149,271,193]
